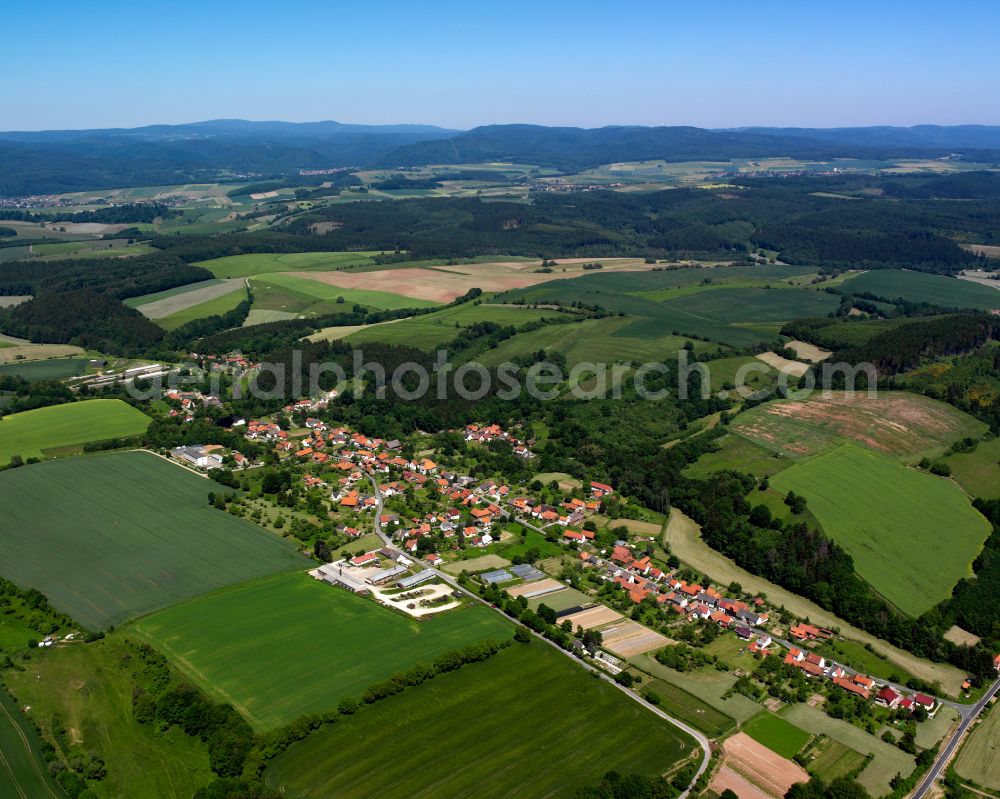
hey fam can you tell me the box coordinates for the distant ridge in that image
[1,120,999,196]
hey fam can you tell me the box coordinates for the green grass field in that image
[0,452,306,629]
[639,677,735,737]
[682,433,792,479]
[630,653,764,723]
[0,357,90,382]
[156,288,246,330]
[195,251,383,278]
[731,391,986,460]
[742,712,812,759]
[804,736,868,782]
[771,444,991,616]
[840,270,1000,311]
[250,272,435,316]
[265,641,697,798]
[955,704,1000,790]
[944,436,1000,500]
[339,303,566,348]
[782,704,915,796]
[0,688,65,799]
[131,571,513,730]
[4,636,214,799]
[124,279,226,308]
[0,399,150,463]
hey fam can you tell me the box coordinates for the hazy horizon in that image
[5,0,1000,131]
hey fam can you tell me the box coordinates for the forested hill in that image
[5,120,1000,195]
[0,120,456,196]
[376,123,1000,170]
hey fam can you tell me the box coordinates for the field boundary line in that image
[0,694,57,799]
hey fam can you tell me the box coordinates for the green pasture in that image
[0,398,150,463]
[840,270,1000,311]
[195,251,383,278]
[0,452,306,629]
[131,571,512,730]
[742,711,812,759]
[156,289,246,330]
[0,688,65,799]
[770,444,991,616]
[265,641,696,798]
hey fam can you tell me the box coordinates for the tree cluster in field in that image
[0,577,77,645]
[0,203,177,225]
[574,766,699,799]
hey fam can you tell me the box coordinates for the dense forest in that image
[0,202,176,224]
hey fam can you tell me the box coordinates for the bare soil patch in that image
[601,620,671,657]
[944,625,981,647]
[722,732,810,798]
[756,352,811,377]
[711,765,775,799]
[560,605,623,630]
[787,340,832,363]
[506,578,566,598]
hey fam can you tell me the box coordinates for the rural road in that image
[910,677,1000,799]
[363,472,713,796]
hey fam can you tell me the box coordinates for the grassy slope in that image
[770,444,991,616]
[156,288,245,330]
[265,641,696,799]
[4,636,213,799]
[0,452,306,629]
[130,571,513,730]
[840,269,1000,311]
[123,279,224,308]
[0,358,90,382]
[252,272,436,310]
[730,391,986,461]
[196,251,382,278]
[0,687,65,799]
[0,399,150,462]
[943,436,1000,500]
[955,702,1000,790]
[340,303,565,347]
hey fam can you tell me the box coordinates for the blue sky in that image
[5,0,1000,131]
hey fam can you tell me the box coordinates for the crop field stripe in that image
[771,444,991,616]
[0,452,306,629]
[130,571,514,730]
[840,269,1000,311]
[741,711,812,759]
[265,641,696,798]
[0,689,63,799]
[0,398,151,463]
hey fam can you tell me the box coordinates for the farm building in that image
[367,565,408,586]
[171,444,224,469]
[314,564,367,593]
[398,570,437,590]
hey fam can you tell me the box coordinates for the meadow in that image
[251,271,437,313]
[124,278,228,308]
[944,436,1000,499]
[0,452,306,629]
[0,398,150,463]
[804,737,868,783]
[840,269,1000,311]
[731,391,986,460]
[4,636,214,799]
[682,433,791,479]
[130,571,513,730]
[782,704,915,796]
[770,444,991,616]
[156,288,246,330]
[195,251,383,278]
[0,356,89,381]
[638,676,736,737]
[0,688,65,799]
[955,702,1000,790]
[742,712,812,759]
[265,641,697,798]
[332,302,567,347]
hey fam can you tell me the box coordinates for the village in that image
[158,389,962,750]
